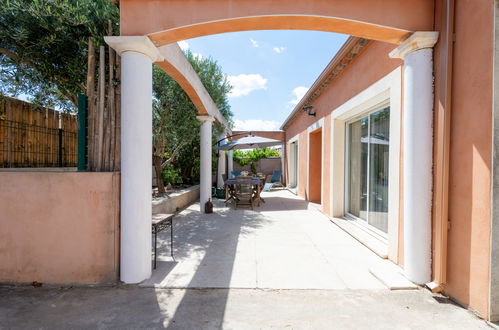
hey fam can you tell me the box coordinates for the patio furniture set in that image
[224,170,282,210]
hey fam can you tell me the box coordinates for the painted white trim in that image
[105,36,164,62]
[307,117,325,133]
[389,31,439,59]
[330,67,402,262]
[287,133,300,189]
[289,134,299,143]
[330,118,345,217]
[388,67,402,262]
[288,141,299,188]
[307,132,310,199]
[332,71,397,120]
[321,123,325,209]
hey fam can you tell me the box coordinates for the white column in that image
[228,150,234,178]
[105,36,164,283]
[217,135,226,188]
[390,32,439,285]
[198,115,215,212]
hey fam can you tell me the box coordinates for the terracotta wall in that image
[0,172,120,285]
[285,42,401,140]
[283,1,495,318]
[308,129,322,203]
[443,0,493,318]
[285,42,401,204]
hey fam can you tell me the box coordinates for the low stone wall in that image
[152,185,200,214]
[0,171,120,285]
[233,157,282,175]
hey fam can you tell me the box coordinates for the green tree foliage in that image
[233,147,281,173]
[152,50,233,190]
[162,163,183,186]
[0,0,119,110]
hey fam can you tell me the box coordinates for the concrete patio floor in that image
[0,286,489,329]
[0,190,491,329]
[143,189,407,290]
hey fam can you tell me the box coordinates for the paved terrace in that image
[0,190,490,329]
[145,189,401,290]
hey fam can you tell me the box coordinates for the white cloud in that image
[227,74,268,98]
[178,40,189,51]
[234,119,281,131]
[272,46,286,54]
[193,53,203,60]
[289,86,309,105]
[250,38,259,48]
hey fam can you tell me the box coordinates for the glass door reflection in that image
[347,107,390,234]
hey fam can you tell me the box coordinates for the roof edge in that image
[280,36,370,130]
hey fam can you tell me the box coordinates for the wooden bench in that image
[152,213,174,269]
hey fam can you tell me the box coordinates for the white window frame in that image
[330,67,402,262]
[344,101,391,240]
[287,134,300,192]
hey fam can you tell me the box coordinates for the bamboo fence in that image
[86,21,121,171]
[0,96,78,168]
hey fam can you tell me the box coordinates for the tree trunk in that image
[154,155,166,194]
[96,45,106,170]
[107,20,116,171]
[86,39,96,170]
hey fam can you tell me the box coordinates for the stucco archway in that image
[111,0,439,287]
[119,0,434,45]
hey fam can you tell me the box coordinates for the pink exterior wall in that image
[0,172,120,285]
[284,42,402,140]
[285,42,401,209]
[442,0,493,317]
[283,1,495,317]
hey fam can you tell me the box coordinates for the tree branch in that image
[0,48,80,105]
[0,48,37,68]
[161,141,187,168]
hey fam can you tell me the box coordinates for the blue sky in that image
[178,30,348,131]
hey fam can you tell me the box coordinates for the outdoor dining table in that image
[224,177,265,206]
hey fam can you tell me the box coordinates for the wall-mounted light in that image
[303,105,316,117]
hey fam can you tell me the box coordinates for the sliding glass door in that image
[347,107,390,234]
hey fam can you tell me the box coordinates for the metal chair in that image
[270,170,283,188]
[230,170,241,179]
[235,176,254,209]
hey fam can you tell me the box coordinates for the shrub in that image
[232,147,280,174]
[162,163,183,186]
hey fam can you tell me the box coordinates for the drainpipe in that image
[430,0,455,293]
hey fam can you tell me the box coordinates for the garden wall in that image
[233,157,282,175]
[152,185,200,214]
[0,171,120,285]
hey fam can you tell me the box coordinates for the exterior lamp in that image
[303,105,316,117]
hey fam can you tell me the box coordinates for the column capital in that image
[389,32,439,59]
[104,36,164,62]
[196,115,216,122]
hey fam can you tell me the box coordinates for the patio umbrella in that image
[218,135,283,150]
